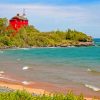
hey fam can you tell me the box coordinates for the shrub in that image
[0,90,86,100]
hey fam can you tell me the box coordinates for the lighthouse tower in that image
[9,9,28,30]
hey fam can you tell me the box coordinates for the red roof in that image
[10,14,28,21]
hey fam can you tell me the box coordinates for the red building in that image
[9,13,28,30]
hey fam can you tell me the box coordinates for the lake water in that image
[0,38,100,92]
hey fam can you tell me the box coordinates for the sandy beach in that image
[0,80,49,95]
[0,79,99,100]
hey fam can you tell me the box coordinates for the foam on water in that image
[22,81,30,85]
[87,69,100,74]
[87,69,92,72]
[47,47,57,48]
[17,58,21,61]
[85,84,100,92]
[11,47,30,50]
[22,66,30,70]
[19,48,30,50]
[0,76,18,82]
[0,51,3,53]
[0,71,4,74]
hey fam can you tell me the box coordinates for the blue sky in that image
[0,0,100,37]
[0,0,100,5]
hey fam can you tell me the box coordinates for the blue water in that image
[94,38,100,46]
[0,39,100,91]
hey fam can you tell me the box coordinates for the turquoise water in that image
[0,39,100,91]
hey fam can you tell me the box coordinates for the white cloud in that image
[0,3,100,37]
[0,3,99,23]
[0,4,86,19]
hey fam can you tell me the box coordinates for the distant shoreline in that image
[0,42,94,50]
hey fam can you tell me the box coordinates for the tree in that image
[0,18,8,34]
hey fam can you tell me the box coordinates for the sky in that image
[0,0,100,38]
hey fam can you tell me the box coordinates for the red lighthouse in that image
[9,12,28,31]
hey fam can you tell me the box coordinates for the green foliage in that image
[0,90,34,100]
[0,18,8,34]
[0,18,93,48]
[0,18,8,27]
[0,90,85,100]
[66,29,92,42]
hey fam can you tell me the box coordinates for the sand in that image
[0,80,99,100]
[0,80,49,95]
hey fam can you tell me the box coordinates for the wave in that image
[0,76,18,82]
[67,46,75,47]
[87,68,92,72]
[11,47,30,50]
[22,66,30,70]
[47,47,56,48]
[87,69,100,74]
[85,84,100,92]
[0,51,4,53]
[19,48,30,50]
[0,71,4,74]
[17,58,21,61]
[22,81,30,85]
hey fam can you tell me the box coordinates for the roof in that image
[11,14,28,20]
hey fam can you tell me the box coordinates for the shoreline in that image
[0,80,48,95]
[0,65,99,99]
[0,45,95,51]
[0,79,99,100]
[0,41,94,50]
